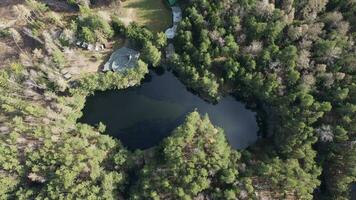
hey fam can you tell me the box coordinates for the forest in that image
[0,0,355,199]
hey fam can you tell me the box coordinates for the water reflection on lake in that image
[80,71,259,150]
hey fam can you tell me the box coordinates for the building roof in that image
[165,6,182,39]
[165,25,177,39]
[166,43,175,59]
[103,47,140,72]
[167,0,176,6]
[172,6,182,23]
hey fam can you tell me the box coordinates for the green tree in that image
[142,41,161,67]
[132,112,240,199]
[154,32,167,48]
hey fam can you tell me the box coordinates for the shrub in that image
[75,6,114,43]
[111,16,127,36]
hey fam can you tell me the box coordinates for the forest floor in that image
[0,0,37,68]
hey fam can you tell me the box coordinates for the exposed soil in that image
[64,37,125,79]
[65,48,109,78]
[0,0,23,27]
[0,41,17,68]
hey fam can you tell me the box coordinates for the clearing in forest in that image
[115,0,172,32]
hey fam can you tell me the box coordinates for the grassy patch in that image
[118,0,172,32]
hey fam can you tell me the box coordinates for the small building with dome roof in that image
[103,47,140,72]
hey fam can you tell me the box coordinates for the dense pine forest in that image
[0,0,355,199]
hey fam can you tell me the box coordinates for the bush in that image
[126,23,153,48]
[0,28,11,38]
[52,49,67,68]
[75,6,114,43]
[111,16,127,36]
[142,41,161,67]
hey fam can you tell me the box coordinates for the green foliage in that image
[171,0,355,199]
[259,145,321,199]
[125,24,164,67]
[52,49,67,68]
[111,16,127,36]
[126,23,153,48]
[74,6,114,43]
[141,41,161,67]
[73,59,148,94]
[0,0,354,199]
[25,0,48,13]
[0,28,11,38]
[154,32,167,48]
[14,124,129,199]
[132,112,240,199]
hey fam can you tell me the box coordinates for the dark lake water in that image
[80,71,259,150]
[352,184,356,200]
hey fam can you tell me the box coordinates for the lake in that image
[80,71,259,150]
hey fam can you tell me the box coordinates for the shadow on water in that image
[79,70,259,150]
